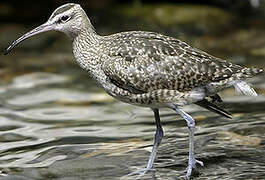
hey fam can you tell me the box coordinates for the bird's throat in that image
[72,31,106,84]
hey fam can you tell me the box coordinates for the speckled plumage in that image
[102,31,261,96]
[4,3,264,179]
[72,29,263,107]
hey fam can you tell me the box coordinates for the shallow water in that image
[1,4,265,180]
[0,54,264,180]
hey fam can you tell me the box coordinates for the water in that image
[0,56,264,180]
[1,4,265,180]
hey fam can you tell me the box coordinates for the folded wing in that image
[102,31,242,94]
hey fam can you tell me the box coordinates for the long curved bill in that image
[4,22,53,55]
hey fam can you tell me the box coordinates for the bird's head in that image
[4,3,94,55]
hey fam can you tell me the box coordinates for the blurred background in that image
[1,0,265,76]
[0,0,265,179]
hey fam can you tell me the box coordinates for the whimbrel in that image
[4,3,263,179]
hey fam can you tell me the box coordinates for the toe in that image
[185,159,203,179]
[196,159,204,167]
[127,168,155,176]
[186,167,192,180]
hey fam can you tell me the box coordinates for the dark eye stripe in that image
[61,15,70,22]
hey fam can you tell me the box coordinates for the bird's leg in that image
[129,108,163,176]
[146,108,164,170]
[174,107,203,180]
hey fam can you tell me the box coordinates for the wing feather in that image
[101,31,242,94]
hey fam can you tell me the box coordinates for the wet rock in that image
[216,131,261,146]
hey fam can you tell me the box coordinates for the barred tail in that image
[240,67,263,78]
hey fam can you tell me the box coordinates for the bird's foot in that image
[127,167,155,178]
[186,158,203,180]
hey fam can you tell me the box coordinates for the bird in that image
[4,3,263,179]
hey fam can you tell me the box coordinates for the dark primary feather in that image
[195,99,232,119]
[102,31,243,94]
[194,93,232,118]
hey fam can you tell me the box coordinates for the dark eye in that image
[60,15,70,22]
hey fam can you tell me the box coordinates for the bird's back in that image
[100,31,262,95]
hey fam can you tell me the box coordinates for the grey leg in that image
[146,108,164,170]
[174,107,203,180]
[128,108,163,177]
